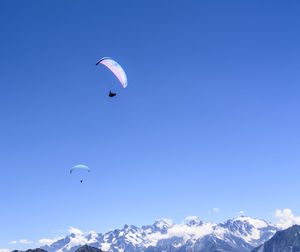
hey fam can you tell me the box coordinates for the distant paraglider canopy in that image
[70,164,90,174]
[96,57,127,88]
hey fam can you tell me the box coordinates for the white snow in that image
[155,219,173,229]
[236,216,268,229]
[100,242,111,251]
[125,232,143,245]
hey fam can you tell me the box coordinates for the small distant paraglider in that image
[96,57,127,97]
[70,165,90,183]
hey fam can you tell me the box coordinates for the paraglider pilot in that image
[109,90,116,97]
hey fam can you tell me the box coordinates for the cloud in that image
[68,227,83,235]
[64,228,89,250]
[38,238,62,246]
[38,227,90,248]
[147,222,215,246]
[208,208,220,215]
[274,208,300,229]
[8,226,93,250]
[19,239,33,244]
[185,216,200,222]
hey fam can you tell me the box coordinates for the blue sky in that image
[1,0,300,250]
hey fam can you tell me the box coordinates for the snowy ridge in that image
[41,217,278,252]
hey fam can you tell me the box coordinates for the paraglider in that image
[96,57,127,97]
[70,165,90,183]
[66,58,129,184]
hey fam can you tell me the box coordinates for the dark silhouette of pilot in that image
[109,90,116,97]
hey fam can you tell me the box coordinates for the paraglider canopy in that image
[70,164,90,174]
[96,57,127,88]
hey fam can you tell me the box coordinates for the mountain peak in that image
[153,218,173,229]
[234,216,270,229]
[184,216,202,226]
[222,216,272,231]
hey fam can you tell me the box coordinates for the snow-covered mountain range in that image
[40,216,279,252]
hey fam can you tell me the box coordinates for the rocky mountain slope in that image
[252,224,300,252]
[74,245,103,252]
[12,249,48,252]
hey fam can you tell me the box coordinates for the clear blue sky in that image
[1,0,300,249]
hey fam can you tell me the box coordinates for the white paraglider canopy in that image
[96,57,127,88]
